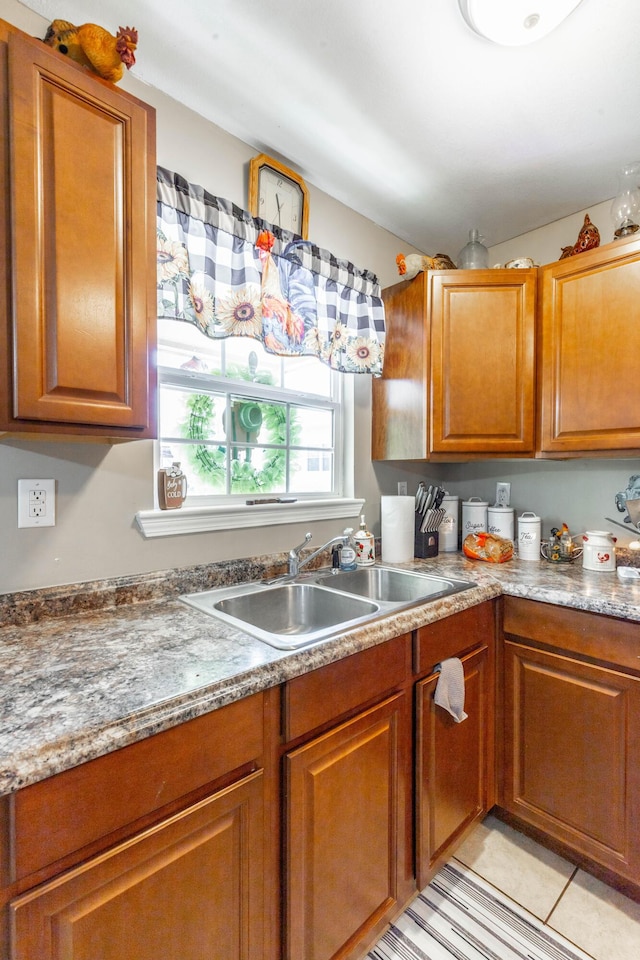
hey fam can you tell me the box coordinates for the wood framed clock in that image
[248,153,309,238]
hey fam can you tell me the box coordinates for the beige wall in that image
[1,0,638,594]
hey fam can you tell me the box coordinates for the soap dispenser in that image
[339,527,357,571]
[354,515,375,566]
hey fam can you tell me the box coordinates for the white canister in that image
[582,530,617,572]
[517,511,541,561]
[462,498,488,538]
[488,505,515,542]
[439,495,459,552]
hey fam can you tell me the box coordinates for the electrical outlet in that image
[18,479,56,528]
[496,481,511,507]
[397,481,408,496]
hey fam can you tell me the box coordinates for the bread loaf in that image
[463,532,513,563]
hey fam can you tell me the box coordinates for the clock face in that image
[258,166,305,234]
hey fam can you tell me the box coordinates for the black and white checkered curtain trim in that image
[157,167,382,299]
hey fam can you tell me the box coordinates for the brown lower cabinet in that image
[500,597,640,891]
[3,601,498,960]
[283,634,414,960]
[3,692,277,960]
[286,694,408,960]
[416,646,492,887]
[10,771,265,960]
[414,602,496,888]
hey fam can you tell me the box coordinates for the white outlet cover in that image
[18,479,56,528]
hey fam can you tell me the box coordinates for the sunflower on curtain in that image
[156,167,385,375]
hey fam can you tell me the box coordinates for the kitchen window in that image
[137,168,383,537]
[157,316,342,500]
[135,318,363,538]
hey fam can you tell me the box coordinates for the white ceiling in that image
[19,0,640,257]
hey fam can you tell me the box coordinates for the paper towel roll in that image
[381,496,415,562]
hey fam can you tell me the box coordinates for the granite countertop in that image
[2,551,640,797]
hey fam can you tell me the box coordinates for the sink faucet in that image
[287,530,352,576]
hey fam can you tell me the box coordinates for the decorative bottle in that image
[354,515,375,566]
[457,228,489,269]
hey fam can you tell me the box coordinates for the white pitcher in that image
[582,530,616,572]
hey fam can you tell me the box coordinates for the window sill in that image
[135,498,365,539]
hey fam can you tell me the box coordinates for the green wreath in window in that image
[180,358,300,494]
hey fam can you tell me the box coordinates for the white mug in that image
[517,511,541,561]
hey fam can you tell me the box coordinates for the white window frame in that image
[136,361,363,539]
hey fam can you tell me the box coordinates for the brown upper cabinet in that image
[0,21,157,441]
[537,234,640,457]
[372,268,537,460]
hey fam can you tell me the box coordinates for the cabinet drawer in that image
[503,597,640,675]
[10,692,265,881]
[415,601,495,676]
[10,770,265,960]
[283,634,411,742]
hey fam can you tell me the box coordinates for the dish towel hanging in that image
[434,658,468,723]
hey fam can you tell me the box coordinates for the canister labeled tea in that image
[517,511,541,561]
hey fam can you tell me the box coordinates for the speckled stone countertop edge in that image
[2,548,640,796]
[1,575,502,795]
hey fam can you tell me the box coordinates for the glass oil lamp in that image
[611,161,640,239]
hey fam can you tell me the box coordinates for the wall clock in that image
[248,153,309,238]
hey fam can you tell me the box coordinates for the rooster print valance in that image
[156,167,385,375]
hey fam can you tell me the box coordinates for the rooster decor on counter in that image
[559,213,600,260]
[396,251,457,279]
[42,20,138,83]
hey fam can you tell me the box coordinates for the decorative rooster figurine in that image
[43,20,138,83]
[559,213,600,260]
[396,252,457,279]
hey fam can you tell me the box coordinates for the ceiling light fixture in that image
[459,0,584,46]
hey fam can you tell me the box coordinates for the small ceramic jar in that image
[582,530,617,571]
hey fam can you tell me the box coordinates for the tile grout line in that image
[545,865,579,925]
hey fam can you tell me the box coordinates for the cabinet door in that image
[0,25,156,438]
[416,646,490,887]
[372,273,428,460]
[10,771,265,960]
[538,235,640,455]
[429,270,536,456]
[285,693,410,960]
[502,641,640,880]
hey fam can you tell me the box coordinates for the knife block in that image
[414,516,439,558]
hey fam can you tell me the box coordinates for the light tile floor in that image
[452,814,640,960]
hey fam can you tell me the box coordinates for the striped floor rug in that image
[368,862,593,960]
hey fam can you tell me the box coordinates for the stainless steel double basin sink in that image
[180,565,475,650]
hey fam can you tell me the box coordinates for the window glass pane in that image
[224,338,283,387]
[290,450,333,492]
[283,354,332,397]
[230,447,287,495]
[229,396,287,448]
[291,406,333,448]
[158,441,227,496]
[160,386,226,441]
[157,318,222,373]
